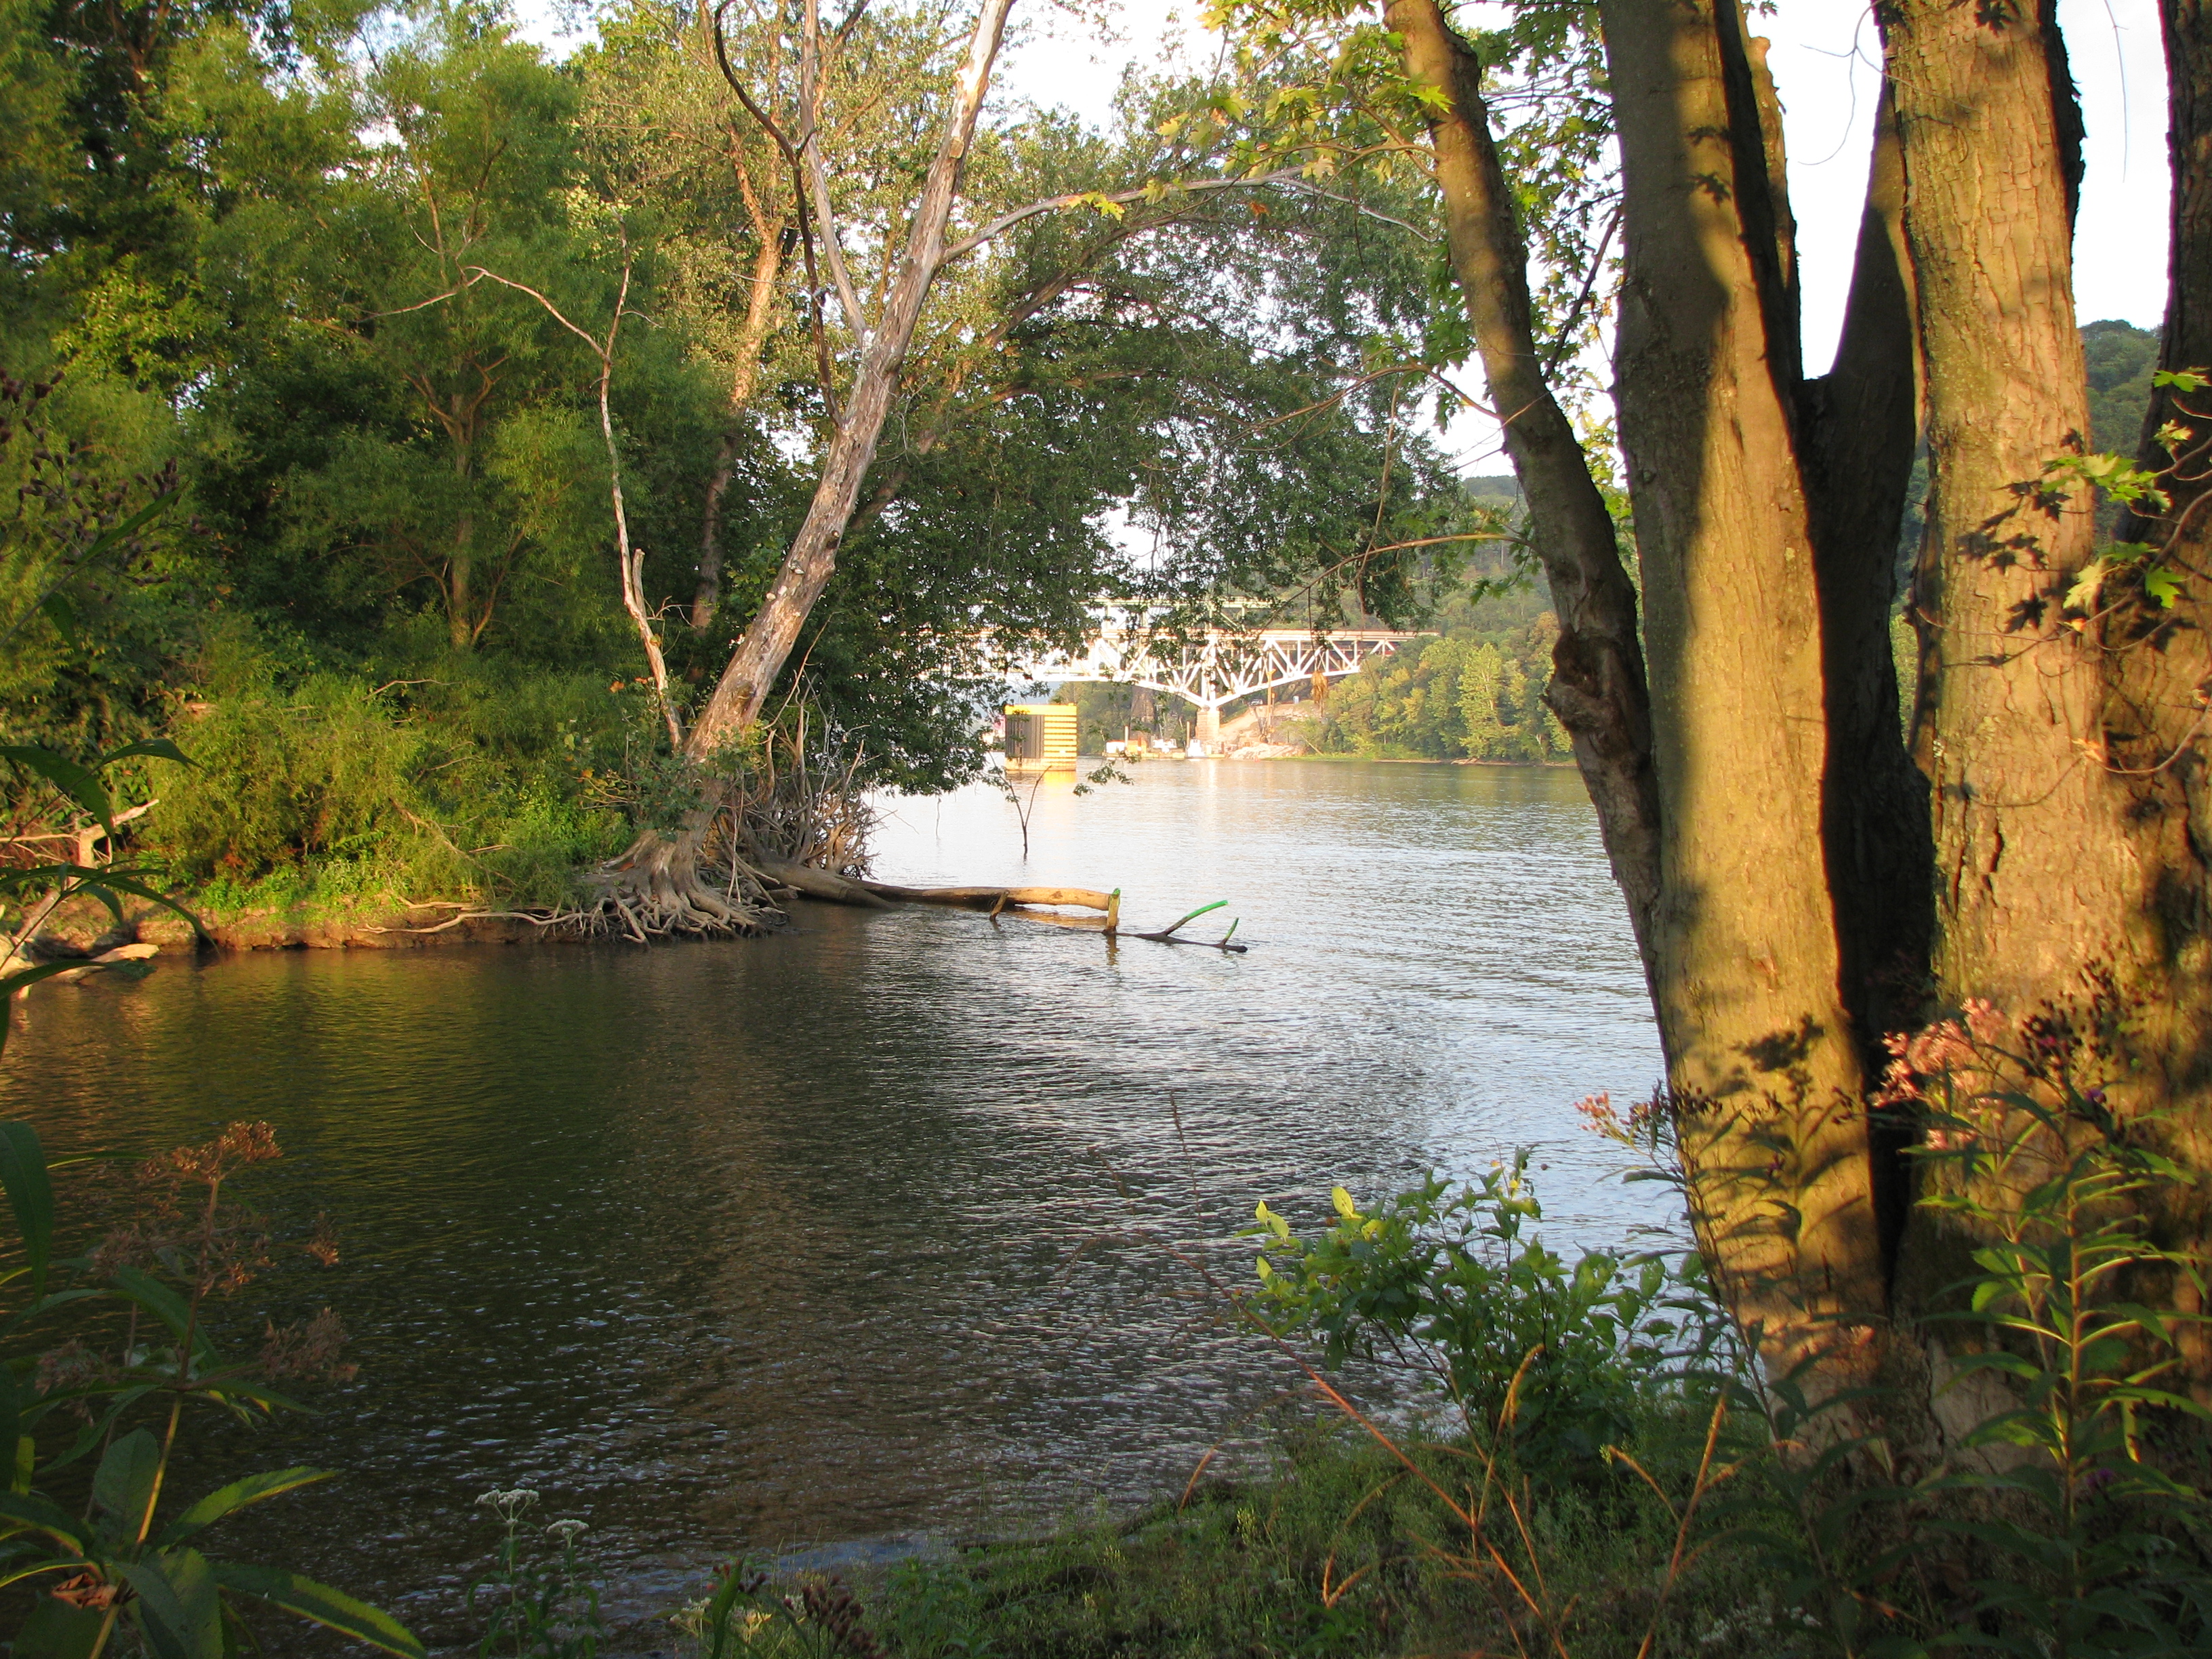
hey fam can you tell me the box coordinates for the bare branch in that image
[713,0,798,161]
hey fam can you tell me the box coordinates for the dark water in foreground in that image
[2,759,1665,1642]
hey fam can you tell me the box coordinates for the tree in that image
[1212,0,2212,1406]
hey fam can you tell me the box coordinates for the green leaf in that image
[126,1548,224,1659]
[13,1596,110,1659]
[93,1429,162,1535]
[0,747,114,842]
[37,592,77,647]
[0,1488,91,1549]
[107,1267,197,1345]
[2145,564,2185,607]
[209,1561,426,1658]
[0,1123,54,1298]
[0,1366,21,1488]
[158,1469,331,1548]
[95,738,192,770]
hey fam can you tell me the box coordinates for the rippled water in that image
[1,759,1666,1645]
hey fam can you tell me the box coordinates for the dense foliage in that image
[0,0,1477,913]
[1314,609,1568,762]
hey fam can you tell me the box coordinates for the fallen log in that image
[760,865,1242,952]
[857,881,1115,913]
[51,943,159,981]
[750,857,897,909]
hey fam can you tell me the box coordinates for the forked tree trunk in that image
[1795,81,1933,1273]
[1404,0,1923,1378]
[1599,0,1893,1374]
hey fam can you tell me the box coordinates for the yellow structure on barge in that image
[1003,703,1079,771]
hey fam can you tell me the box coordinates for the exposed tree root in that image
[583,812,783,943]
[365,907,592,937]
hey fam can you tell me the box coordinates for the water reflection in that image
[1,760,1666,1639]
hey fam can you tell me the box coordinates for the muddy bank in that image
[22,896,584,958]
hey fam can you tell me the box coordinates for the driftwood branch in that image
[1130,899,1248,953]
[769,868,1248,951]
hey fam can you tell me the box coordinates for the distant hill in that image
[2083,319,2160,455]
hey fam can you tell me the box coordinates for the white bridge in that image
[1023,626,1426,744]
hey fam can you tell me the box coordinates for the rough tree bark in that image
[1398,0,1925,1373]
[1888,0,2129,1021]
[1597,0,1906,1371]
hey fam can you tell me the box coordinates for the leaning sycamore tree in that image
[592,0,1020,925]
[592,0,1431,928]
[1218,0,2212,1410]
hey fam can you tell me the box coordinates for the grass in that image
[678,1407,1819,1659]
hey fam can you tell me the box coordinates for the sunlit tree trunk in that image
[1888,0,2125,1018]
[1599,0,1893,1374]
[684,0,1018,762]
[1399,0,1924,1376]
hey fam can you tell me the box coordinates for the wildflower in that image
[49,1572,122,1610]
[146,1120,281,1185]
[547,1519,589,1544]
[1962,998,2007,1045]
[477,1488,541,1523]
[1573,1092,1622,1136]
[35,1339,111,1417]
[260,1309,357,1382]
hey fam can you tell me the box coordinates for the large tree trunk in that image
[1406,0,1921,1376]
[1889,0,2127,1022]
[684,0,1019,762]
[1384,0,1662,970]
[1598,0,1893,1372]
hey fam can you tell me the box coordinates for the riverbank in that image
[21,884,576,954]
[621,1410,1793,1659]
[3,763,1668,1638]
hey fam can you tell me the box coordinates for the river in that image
[1,758,1666,1646]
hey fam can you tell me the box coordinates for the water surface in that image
[2,759,1665,1643]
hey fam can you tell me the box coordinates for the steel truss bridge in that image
[1025,627,1426,743]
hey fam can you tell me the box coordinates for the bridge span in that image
[1022,626,1427,745]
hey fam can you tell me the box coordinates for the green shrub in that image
[1246,1152,1725,1470]
[144,652,637,910]
[157,674,428,880]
